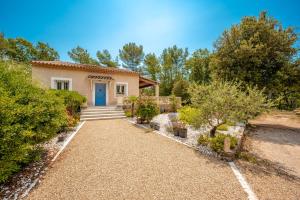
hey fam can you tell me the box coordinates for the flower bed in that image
[150,113,245,158]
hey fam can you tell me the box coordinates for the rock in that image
[150,122,160,130]
[223,137,231,153]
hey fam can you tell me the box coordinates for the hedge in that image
[0,61,69,183]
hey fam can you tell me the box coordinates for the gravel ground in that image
[247,111,300,178]
[27,119,247,200]
[236,160,300,200]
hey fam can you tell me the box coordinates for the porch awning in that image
[139,76,159,88]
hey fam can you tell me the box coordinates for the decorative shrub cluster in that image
[49,90,86,127]
[0,61,84,183]
[136,97,159,123]
[198,133,238,153]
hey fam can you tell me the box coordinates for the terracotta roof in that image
[139,76,159,88]
[31,60,139,75]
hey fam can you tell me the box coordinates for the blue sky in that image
[1,0,299,61]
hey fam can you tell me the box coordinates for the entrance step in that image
[80,106,126,121]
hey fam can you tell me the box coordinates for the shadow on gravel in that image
[248,125,300,146]
[236,158,300,183]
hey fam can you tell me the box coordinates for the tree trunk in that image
[131,103,134,117]
[210,126,217,137]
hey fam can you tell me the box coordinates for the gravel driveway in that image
[28,119,247,200]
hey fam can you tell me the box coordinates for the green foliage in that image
[96,49,118,68]
[186,48,211,84]
[35,42,59,61]
[136,97,159,123]
[178,106,200,125]
[119,42,144,72]
[0,61,68,183]
[128,95,138,117]
[184,81,270,137]
[209,134,238,153]
[124,110,132,118]
[159,45,189,96]
[198,132,238,153]
[197,133,210,146]
[49,90,86,125]
[0,34,59,62]
[211,12,299,109]
[216,124,229,131]
[68,46,98,65]
[169,95,180,112]
[172,79,190,104]
[144,53,160,80]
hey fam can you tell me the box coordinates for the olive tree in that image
[180,81,270,137]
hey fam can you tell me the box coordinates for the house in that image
[31,61,159,106]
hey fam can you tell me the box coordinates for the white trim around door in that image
[92,81,109,106]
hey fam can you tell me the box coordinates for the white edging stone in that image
[52,121,86,162]
[229,162,258,200]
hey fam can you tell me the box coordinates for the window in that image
[115,83,128,96]
[55,80,69,90]
[51,77,72,91]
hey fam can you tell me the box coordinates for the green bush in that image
[216,124,229,131]
[197,133,210,146]
[172,79,190,104]
[49,90,86,126]
[209,134,238,153]
[136,97,159,123]
[0,61,68,183]
[124,110,132,117]
[169,95,180,112]
[178,106,200,126]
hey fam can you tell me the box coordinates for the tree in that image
[119,42,144,72]
[0,34,59,62]
[35,42,59,61]
[127,95,138,117]
[144,53,160,80]
[180,81,270,137]
[68,46,98,65]
[160,45,189,95]
[186,49,211,84]
[211,11,299,108]
[96,49,118,68]
[0,33,10,59]
[6,38,36,62]
[172,79,190,104]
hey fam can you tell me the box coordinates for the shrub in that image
[0,61,68,183]
[128,95,138,117]
[124,110,132,117]
[49,90,86,127]
[209,134,238,153]
[178,106,200,126]
[197,133,210,146]
[136,97,159,123]
[169,95,180,112]
[216,124,229,131]
[172,79,190,104]
[49,90,86,116]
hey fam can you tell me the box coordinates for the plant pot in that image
[178,128,187,138]
[173,127,180,136]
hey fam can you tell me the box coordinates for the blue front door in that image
[95,83,106,106]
